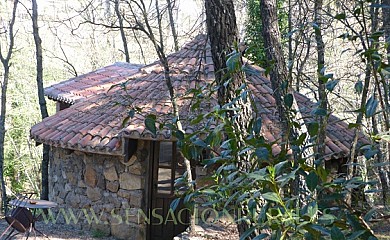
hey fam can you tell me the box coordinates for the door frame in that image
[145,141,189,240]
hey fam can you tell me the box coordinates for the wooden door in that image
[147,141,189,240]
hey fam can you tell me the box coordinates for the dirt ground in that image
[0,216,238,240]
[0,217,116,240]
[0,216,388,240]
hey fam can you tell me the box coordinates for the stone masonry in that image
[49,140,149,239]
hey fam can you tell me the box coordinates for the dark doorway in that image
[147,141,189,240]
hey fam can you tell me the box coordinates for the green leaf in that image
[347,230,366,240]
[175,130,184,140]
[252,233,269,240]
[353,8,361,16]
[312,23,320,31]
[191,114,204,124]
[363,147,379,160]
[145,116,157,136]
[239,147,253,155]
[364,208,376,222]
[322,193,343,202]
[257,202,269,224]
[335,13,346,20]
[311,108,327,116]
[220,139,232,149]
[365,95,378,117]
[122,116,130,128]
[319,214,337,226]
[308,122,319,137]
[331,226,345,240]
[226,52,240,71]
[201,189,216,195]
[306,171,319,192]
[355,79,363,94]
[284,93,293,109]
[252,117,262,134]
[367,237,379,240]
[326,79,340,91]
[247,168,268,181]
[262,192,280,203]
[369,31,385,41]
[248,198,257,214]
[193,138,207,148]
[128,109,136,118]
[239,226,256,240]
[183,192,194,204]
[295,133,307,145]
[274,160,288,175]
[170,198,181,211]
[276,168,298,187]
[310,224,330,235]
[316,166,328,182]
[348,123,360,129]
[320,73,334,83]
[306,201,318,219]
[346,214,364,231]
[255,147,269,160]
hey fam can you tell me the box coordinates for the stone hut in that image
[30,35,369,239]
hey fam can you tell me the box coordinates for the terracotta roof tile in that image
[61,132,77,143]
[45,62,143,104]
[31,35,369,158]
[68,133,83,146]
[79,134,93,146]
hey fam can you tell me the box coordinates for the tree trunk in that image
[205,0,255,238]
[115,0,130,63]
[314,0,328,162]
[383,0,390,64]
[166,0,179,51]
[260,0,310,203]
[205,0,238,105]
[381,0,390,198]
[348,61,371,205]
[260,0,289,146]
[287,0,293,87]
[372,113,389,205]
[0,68,10,212]
[0,0,18,212]
[32,0,50,200]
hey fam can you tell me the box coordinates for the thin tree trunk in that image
[260,0,290,146]
[260,0,310,204]
[0,68,10,212]
[383,0,390,64]
[115,0,130,63]
[32,0,50,200]
[372,113,389,205]
[0,0,18,212]
[378,0,390,184]
[166,0,179,51]
[314,0,327,162]
[287,0,293,87]
[349,64,371,200]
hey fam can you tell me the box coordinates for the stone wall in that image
[49,140,149,239]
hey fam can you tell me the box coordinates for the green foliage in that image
[2,45,59,197]
[166,54,379,239]
[365,96,378,118]
[245,0,288,65]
